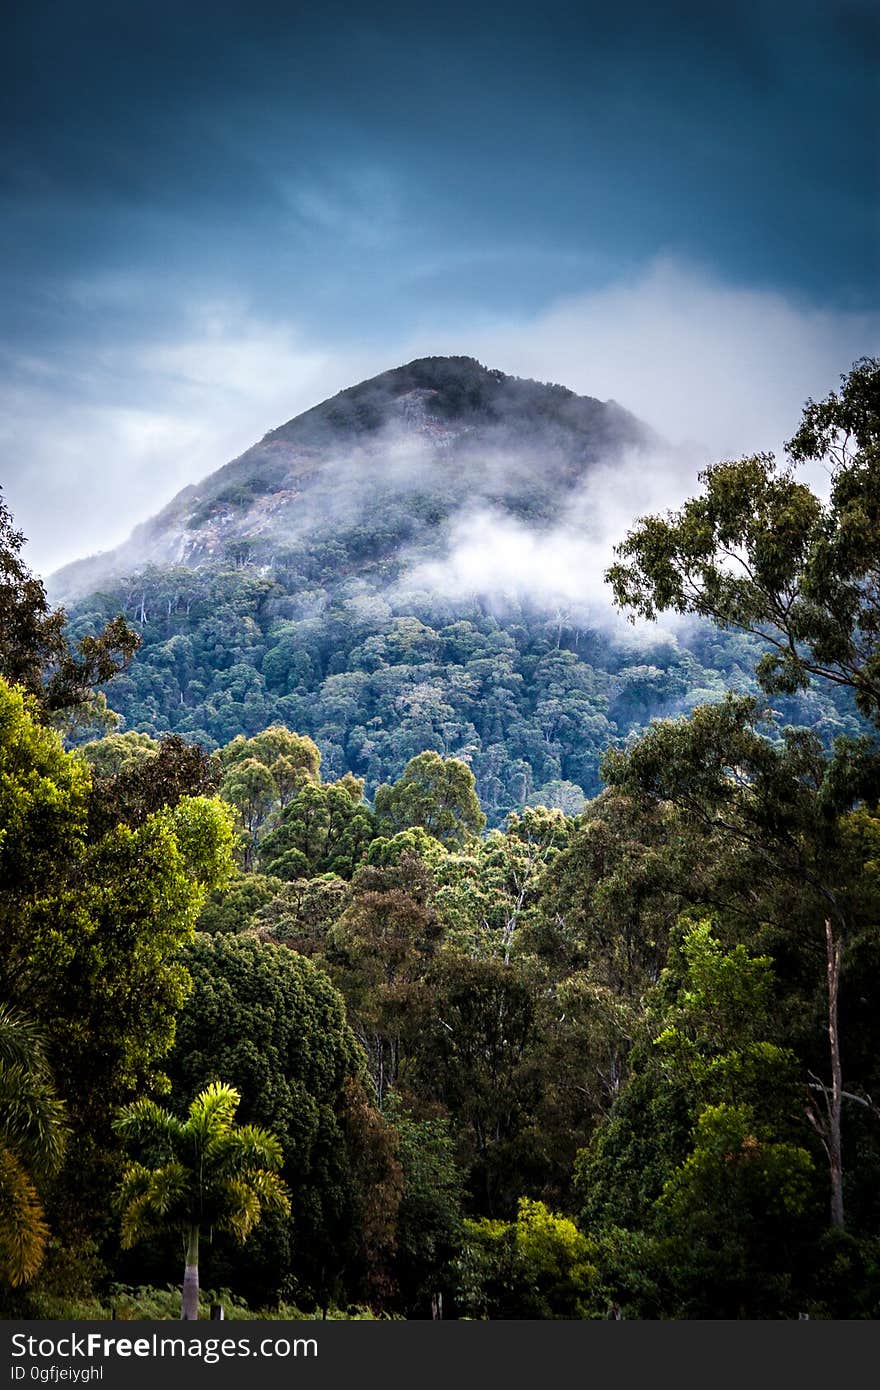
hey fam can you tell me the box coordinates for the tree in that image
[374,751,486,848]
[84,732,220,838]
[325,855,443,1106]
[197,872,284,936]
[454,1198,596,1319]
[220,758,277,866]
[413,952,542,1217]
[114,1082,289,1319]
[0,489,139,726]
[0,1007,67,1288]
[0,677,235,1239]
[607,358,880,726]
[536,788,688,997]
[220,727,321,866]
[248,875,348,953]
[164,933,363,1307]
[387,1100,464,1317]
[600,697,879,1229]
[574,921,821,1317]
[650,925,820,1316]
[258,777,377,880]
[653,1102,816,1318]
[528,779,587,816]
[78,730,159,777]
[475,808,570,963]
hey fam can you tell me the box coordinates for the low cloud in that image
[401,441,700,637]
[1,304,372,575]
[5,257,878,577]
[413,257,879,460]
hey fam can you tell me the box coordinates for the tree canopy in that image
[0,489,138,728]
[607,358,880,726]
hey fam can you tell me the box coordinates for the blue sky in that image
[2,0,877,573]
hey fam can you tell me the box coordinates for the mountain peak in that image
[265,355,579,447]
[50,357,654,598]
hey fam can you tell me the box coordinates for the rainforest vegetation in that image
[1,360,879,1319]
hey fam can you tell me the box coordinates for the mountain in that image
[57,356,862,823]
[51,356,653,599]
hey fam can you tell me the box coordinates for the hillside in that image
[51,356,652,598]
[59,357,864,822]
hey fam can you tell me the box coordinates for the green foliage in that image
[84,732,221,841]
[69,558,863,829]
[259,777,377,880]
[535,788,685,995]
[385,1099,464,1316]
[11,1281,390,1320]
[455,1199,597,1319]
[114,1081,290,1316]
[608,358,880,726]
[0,1007,68,1288]
[651,1103,817,1317]
[218,726,322,865]
[248,875,349,953]
[0,489,139,727]
[167,935,360,1170]
[79,730,159,777]
[576,922,826,1316]
[197,872,284,935]
[411,952,541,1215]
[163,933,363,1304]
[374,750,486,847]
[0,674,235,1267]
[325,854,443,1105]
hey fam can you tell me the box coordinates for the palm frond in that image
[0,1145,49,1286]
[246,1167,291,1217]
[113,1097,184,1155]
[0,1005,50,1071]
[0,1063,68,1177]
[114,1081,287,1259]
[187,1082,240,1143]
[215,1177,263,1242]
[206,1125,284,1175]
[117,1161,155,1204]
[117,1162,189,1248]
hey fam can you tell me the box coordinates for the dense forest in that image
[1,359,879,1319]
[61,366,865,830]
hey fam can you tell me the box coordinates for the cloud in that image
[400,442,699,639]
[411,257,880,459]
[1,303,373,575]
[392,259,878,626]
[5,257,878,578]
[278,166,405,249]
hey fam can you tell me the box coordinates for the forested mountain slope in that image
[5,358,879,1320]
[52,355,651,594]
[57,357,864,822]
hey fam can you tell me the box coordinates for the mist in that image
[8,259,878,579]
[396,439,703,640]
[449,258,879,460]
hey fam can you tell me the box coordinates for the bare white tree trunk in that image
[181,1225,200,1320]
[826,920,844,1229]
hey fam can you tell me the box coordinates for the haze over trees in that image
[59,359,866,825]
[1,358,879,1318]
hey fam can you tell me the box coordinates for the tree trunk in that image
[825,920,844,1229]
[181,1225,200,1320]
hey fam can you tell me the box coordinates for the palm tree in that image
[114,1081,290,1319]
[0,1004,68,1287]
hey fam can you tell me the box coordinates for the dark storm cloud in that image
[3,0,876,312]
